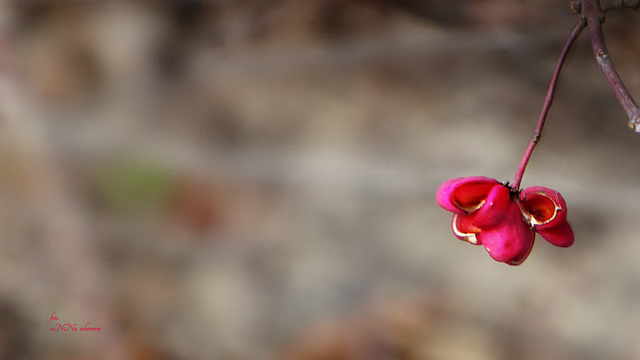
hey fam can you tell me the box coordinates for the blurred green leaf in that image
[93,157,175,214]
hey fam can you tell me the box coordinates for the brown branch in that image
[570,0,640,13]
[582,0,640,131]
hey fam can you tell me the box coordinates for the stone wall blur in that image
[1,1,640,359]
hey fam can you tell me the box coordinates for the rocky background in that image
[0,1,639,359]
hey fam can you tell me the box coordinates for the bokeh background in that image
[1,1,640,359]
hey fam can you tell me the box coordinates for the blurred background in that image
[0,0,640,359]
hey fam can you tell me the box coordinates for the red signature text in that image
[47,313,101,332]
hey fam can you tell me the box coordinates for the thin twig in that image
[582,0,640,131]
[512,20,587,190]
[569,0,640,13]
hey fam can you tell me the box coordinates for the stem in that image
[512,19,586,190]
[582,0,640,131]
